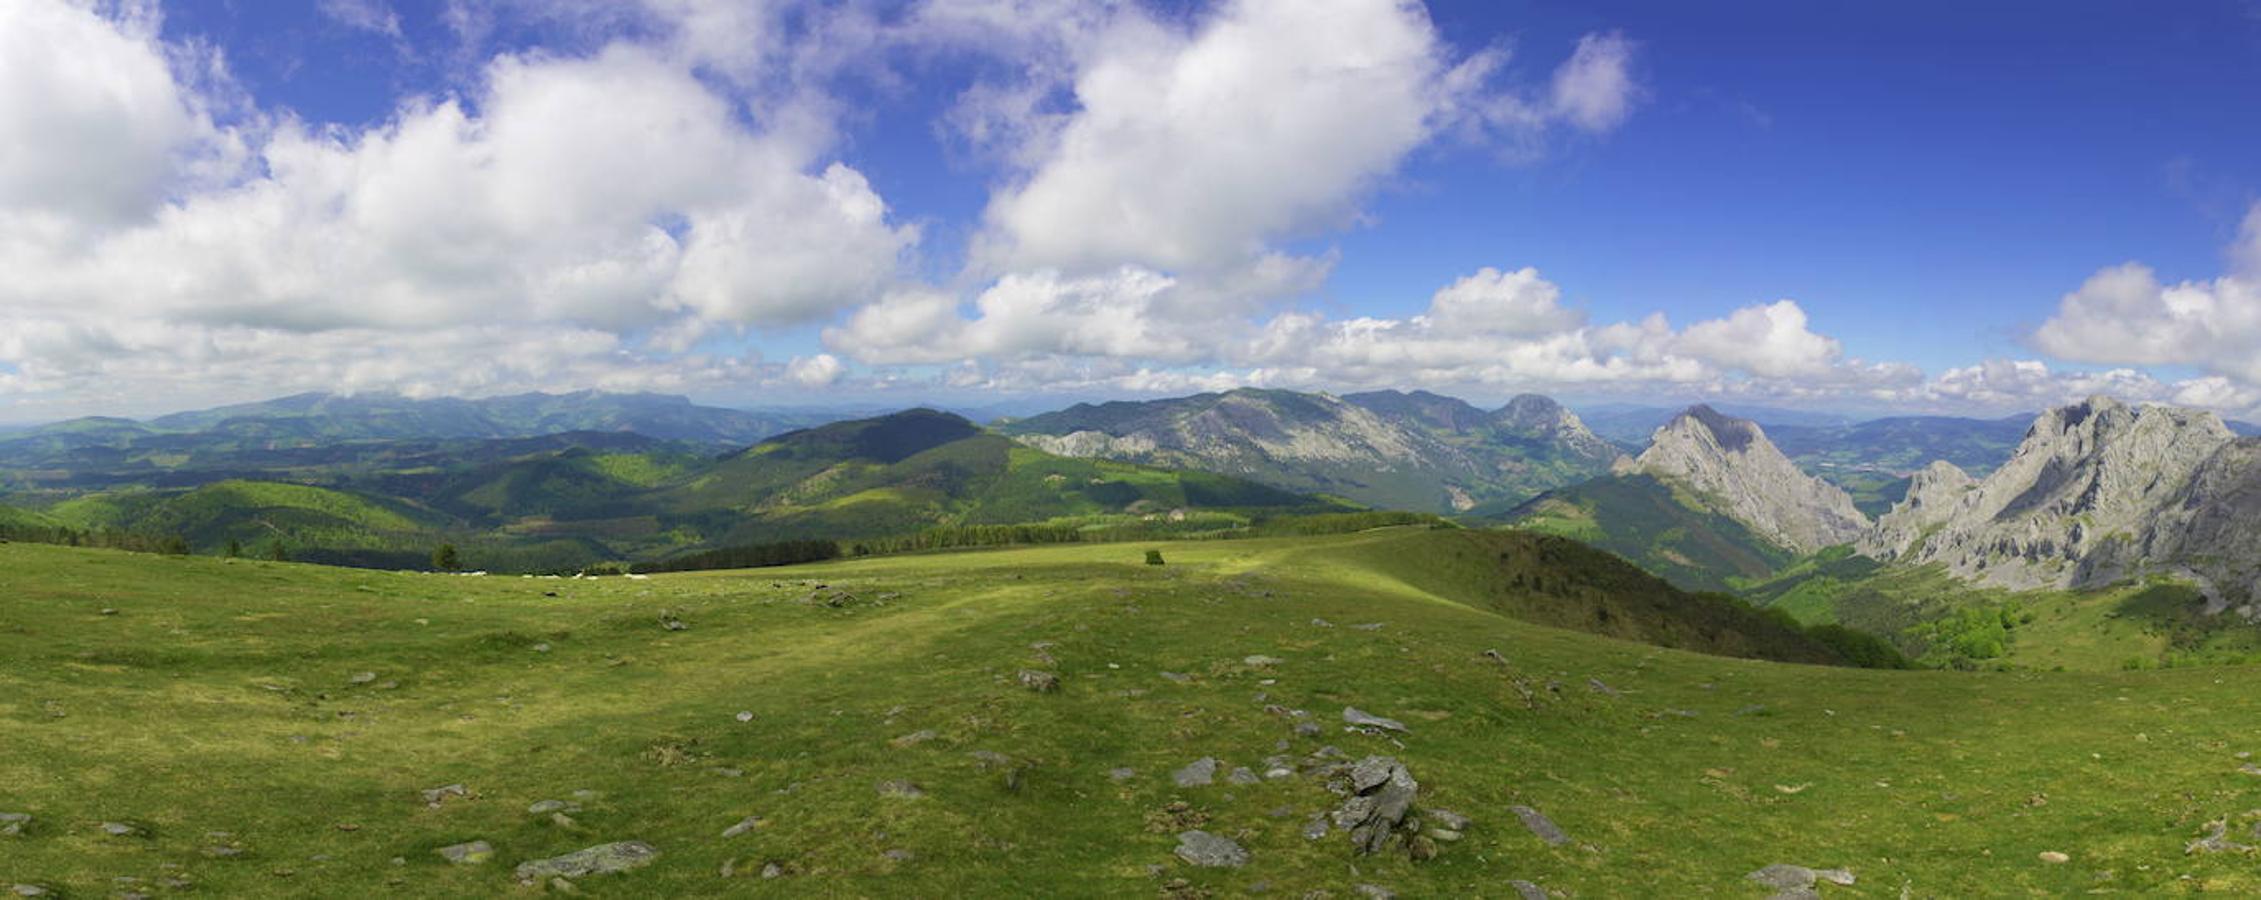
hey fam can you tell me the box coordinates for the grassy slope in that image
[8,533,2261,896]
[1490,473,1794,593]
[1748,556,2261,671]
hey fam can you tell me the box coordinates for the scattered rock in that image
[1244,655,1284,667]
[1311,618,1334,628]
[1355,885,1395,899]
[1159,671,1194,684]
[1173,830,1250,868]
[1227,767,1261,785]
[760,862,783,879]
[349,671,378,685]
[1509,805,1569,846]
[1586,678,1620,696]
[436,840,493,865]
[512,841,659,883]
[1331,756,1420,856]
[734,711,754,723]
[1349,622,1384,631]
[2189,819,2254,854]
[882,848,915,862]
[1173,758,1219,788]
[721,816,764,839]
[528,800,579,815]
[1815,869,1856,886]
[1293,721,1323,738]
[1508,880,1548,900]
[101,821,145,838]
[2039,851,2069,864]
[1108,767,1138,783]
[1427,809,1471,831]
[0,813,29,836]
[11,885,53,897]
[1017,669,1060,693]
[532,643,551,653]
[1342,707,1408,733]
[1749,864,1816,891]
[202,832,246,857]
[421,783,469,808]
[876,780,927,799]
[890,729,940,749]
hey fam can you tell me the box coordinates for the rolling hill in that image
[8,529,2256,896]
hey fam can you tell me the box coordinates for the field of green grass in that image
[8,529,2261,895]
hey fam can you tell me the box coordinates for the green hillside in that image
[5,531,2259,896]
[1744,554,2261,671]
[1484,473,1795,593]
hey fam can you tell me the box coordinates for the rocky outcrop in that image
[1629,406,1870,553]
[1858,460,1977,558]
[1862,396,2261,603]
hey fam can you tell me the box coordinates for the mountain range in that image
[1001,388,1622,513]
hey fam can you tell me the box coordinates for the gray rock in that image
[1508,880,1548,900]
[436,840,493,865]
[527,800,579,815]
[1510,805,1569,846]
[1302,816,1330,840]
[100,821,144,837]
[1173,757,1219,788]
[1814,868,1856,886]
[1108,767,1138,782]
[721,816,764,838]
[1159,671,1193,684]
[1587,678,1621,696]
[1227,767,1261,785]
[1017,669,1060,693]
[882,849,914,862]
[1244,655,1284,667]
[11,885,52,897]
[760,862,783,879]
[1173,830,1249,868]
[967,750,1013,769]
[421,783,468,808]
[1342,707,1408,733]
[876,780,926,799]
[1333,756,1421,856]
[0,813,28,836]
[349,671,377,684]
[1355,885,1395,899]
[1748,864,1816,890]
[1427,808,1471,831]
[734,710,754,723]
[2189,819,2251,854]
[1294,721,1323,737]
[512,841,659,882]
[889,729,939,749]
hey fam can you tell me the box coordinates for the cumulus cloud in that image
[1673,300,1842,379]
[2032,206,2261,385]
[319,0,404,38]
[0,0,913,408]
[949,0,1642,304]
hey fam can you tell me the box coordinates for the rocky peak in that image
[1867,396,2241,593]
[1492,394,1621,464]
[1860,461,1976,558]
[1633,406,1870,554]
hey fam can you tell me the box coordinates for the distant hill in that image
[1575,402,1854,446]
[142,390,832,446]
[4,409,1340,572]
[1001,388,1621,513]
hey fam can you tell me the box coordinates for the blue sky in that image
[1,0,2258,421]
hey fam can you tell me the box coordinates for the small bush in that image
[1145,549,1165,566]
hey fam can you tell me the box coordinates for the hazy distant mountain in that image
[999,388,1621,513]
[143,390,834,446]
[1575,403,1855,446]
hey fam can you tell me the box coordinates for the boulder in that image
[1173,757,1219,788]
[1342,707,1408,733]
[512,842,658,883]
[436,841,493,865]
[1173,830,1249,868]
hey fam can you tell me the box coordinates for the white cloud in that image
[1549,31,1639,132]
[0,0,219,229]
[785,353,845,388]
[1420,266,1584,336]
[951,0,1642,306]
[1672,300,1842,378]
[2032,209,2261,385]
[319,0,404,38]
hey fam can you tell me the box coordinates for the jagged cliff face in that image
[1862,396,2251,598]
[1630,406,1871,554]
[1003,389,1622,513]
[1859,460,1977,558]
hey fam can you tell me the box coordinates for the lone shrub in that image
[1145,549,1166,566]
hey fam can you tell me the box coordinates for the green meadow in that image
[7,528,2261,896]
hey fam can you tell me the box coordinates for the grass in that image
[8,531,2261,895]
